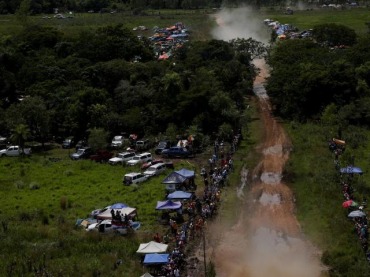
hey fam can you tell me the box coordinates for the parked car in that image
[108,152,136,165]
[86,219,141,234]
[143,162,167,177]
[154,140,170,155]
[123,172,148,185]
[62,137,75,149]
[135,139,151,151]
[70,147,93,160]
[141,159,164,170]
[111,135,124,148]
[127,152,152,166]
[90,150,114,163]
[75,140,88,150]
[0,145,32,157]
[161,147,193,158]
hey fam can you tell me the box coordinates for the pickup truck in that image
[0,145,32,157]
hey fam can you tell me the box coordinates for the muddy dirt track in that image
[209,60,324,277]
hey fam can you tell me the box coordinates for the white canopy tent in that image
[136,241,168,254]
[96,207,137,220]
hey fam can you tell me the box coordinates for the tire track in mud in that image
[210,60,324,277]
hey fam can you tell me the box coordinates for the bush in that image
[14,180,26,189]
[60,196,68,210]
[29,182,40,190]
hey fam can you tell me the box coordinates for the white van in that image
[127,152,152,166]
[123,172,148,185]
[143,162,166,177]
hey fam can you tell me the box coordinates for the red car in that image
[141,159,174,170]
[141,159,164,170]
[90,150,114,163]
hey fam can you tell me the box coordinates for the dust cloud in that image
[207,7,325,277]
[211,6,270,43]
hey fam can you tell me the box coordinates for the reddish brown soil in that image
[206,59,324,277]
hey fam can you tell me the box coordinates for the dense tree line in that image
[266,23,370,130]
[0,23,261,145]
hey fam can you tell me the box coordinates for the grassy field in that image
[261,7,370,35]
[0,7,369,41]
[0,101,257,276]
[0,147,208,275]
[285,122,370,275]
[0,10,217,40]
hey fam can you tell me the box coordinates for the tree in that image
[74,24,153,62]
[88,128,109,151]
[15,0,31,26]
[18,96,51,147]
[312,23,357,47]
[165,123,178,143]
[11,123,30,153]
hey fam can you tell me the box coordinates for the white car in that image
[143,162,167,177]
[123,172,148,185]
[108,152,135,165]
[111,136,124,148]
[86,219,141,234]
[126,152,152,166]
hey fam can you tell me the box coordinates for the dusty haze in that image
[211,6,270,43]
[208,7,325,277]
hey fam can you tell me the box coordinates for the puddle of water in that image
[263,144,283,155]
[253,84,268,99]
[259,192,281,206]
[260,172,282,184]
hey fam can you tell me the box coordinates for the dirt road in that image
[209,59,324,277]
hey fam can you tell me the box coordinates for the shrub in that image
[19,212,32,221]
[60,196,68,210]
[64,169,74,176]
[29,182,40,190]
[14,180,26,189]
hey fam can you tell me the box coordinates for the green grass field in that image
[0,10,217,40]
[0,148,202,276]
[0,7,369,41]
[285,122,370,275]
[262,8,370,35]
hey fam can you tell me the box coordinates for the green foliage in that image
[74,24,153,62]
[11,123,30,150]
[15,0,30,25]
[88,127,109,150]
[267,36,368,122]
[312,23,357,47]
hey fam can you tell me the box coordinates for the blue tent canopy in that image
[143,253,169,265]
[167,191,192,200]
[162,172,187,184]
[340,166,363,174]
[175,168,195,178]
[110,203,129,209]
[162,168,194,184]
[156,200,182,210]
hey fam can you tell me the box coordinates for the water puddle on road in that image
[258,193,281,206]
